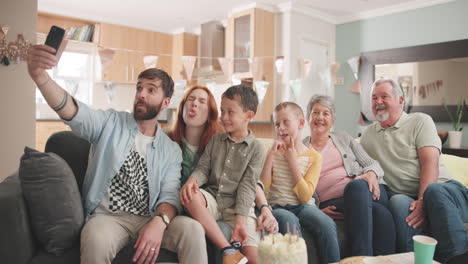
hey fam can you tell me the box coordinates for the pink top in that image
[314,138,352,202]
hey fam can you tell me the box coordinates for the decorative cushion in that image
[441,154,468,187]
[19,147,84,256]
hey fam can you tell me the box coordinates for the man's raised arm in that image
[27,41,77,120]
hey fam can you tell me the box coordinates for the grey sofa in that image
[0,131,178,264]
[0,131,347,264]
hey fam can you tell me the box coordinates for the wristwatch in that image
[157,213,171,227]
[259,204,272,212]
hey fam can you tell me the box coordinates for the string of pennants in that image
[97,47,363,103]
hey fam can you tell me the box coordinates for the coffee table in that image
[335,252,440,264]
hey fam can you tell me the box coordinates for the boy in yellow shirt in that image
[260,102,339,264]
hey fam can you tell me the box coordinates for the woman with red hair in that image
[168,85,222,185]
[169,86,278,246]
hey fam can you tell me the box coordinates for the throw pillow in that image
[19,147,84,256]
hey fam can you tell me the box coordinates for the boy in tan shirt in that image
[180,85,264,264]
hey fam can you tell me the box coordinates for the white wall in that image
[275,7,336,137]
[0,0,37,182]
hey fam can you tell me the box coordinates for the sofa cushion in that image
[19,147,84,256]
[441,154,468,187]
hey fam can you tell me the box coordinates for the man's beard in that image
[374,104,389,122]
[133,101,163,120]
[375,112,389,122]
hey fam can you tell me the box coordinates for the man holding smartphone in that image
[27,35,207,264]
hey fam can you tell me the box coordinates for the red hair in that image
[168,86,222,154]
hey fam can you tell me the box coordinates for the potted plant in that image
[444,99,466,148]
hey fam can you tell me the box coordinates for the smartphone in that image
[44,26,65,55]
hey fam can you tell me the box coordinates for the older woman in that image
[168,85,278,262]
[303,95,395,257]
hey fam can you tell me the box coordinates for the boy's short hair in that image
[222,84,259,114]
[274,101,304,119]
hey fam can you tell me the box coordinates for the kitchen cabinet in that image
[225,8,275,122]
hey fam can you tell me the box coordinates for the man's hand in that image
[231,215,248,244]
[355,171,380,200]
[321,206,344,220]
[257,207,278,233]
[133,217,166,264]
[27,40,67,83]
[406,199,425,228]
[179,177,199,206]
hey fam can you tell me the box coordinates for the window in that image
[36,34,96,119]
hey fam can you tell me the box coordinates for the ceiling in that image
[38,0,454,34]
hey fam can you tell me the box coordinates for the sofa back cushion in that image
[441,154,468,187]
[45,131,90,194]
[19,147,84,256]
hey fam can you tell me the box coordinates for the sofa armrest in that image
[0,172,36,264]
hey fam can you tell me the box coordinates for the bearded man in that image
[360,79,467,264]
[27,42,207,264]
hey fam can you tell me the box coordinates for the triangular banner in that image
[98,49,115,74]
[249,57,262,79]
[330,62,341,80]
[318,66,332,92]
[143,55,158,69]
[0,24,10,39]
[182,56,197,81]
[275,56,284,74]
[347,56,360,80]
[348,80,361,94]
[300,59,313,79]
[289,79,302,98]
[217,57,232,81]
[254,81,269,104]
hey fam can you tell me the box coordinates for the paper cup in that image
[413,235,437,264]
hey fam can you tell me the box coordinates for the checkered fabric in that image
[108,148,150,216]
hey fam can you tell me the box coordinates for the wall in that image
[276,9,336,137]
[335,0,468,147]
[0,0,37,182]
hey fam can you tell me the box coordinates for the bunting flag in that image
[347,56,360,79]
[289,79,302,98]
[231,76,241,85]
[98,49,115,72]
[98,49,115,74]
[318,66,332,92]
[217,57,232,81]
[143,55,158,69]
[299,59,312,80]
[300,59,313,79]
[254,81,269,104]
[275,56,284,74]
[348,80,361,94]
[182,56,197,81]
[103,82,117,103]
[330,62,341,82]
[249,57,262,79]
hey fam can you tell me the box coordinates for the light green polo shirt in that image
[361,112,452,197]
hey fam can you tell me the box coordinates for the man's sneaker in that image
[222,250,248,264]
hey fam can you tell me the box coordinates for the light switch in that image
[335,77,344,85]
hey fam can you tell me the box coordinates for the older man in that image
[360,79,467,263]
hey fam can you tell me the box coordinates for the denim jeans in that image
[272,203,340,264]
[424,180,468,263]
[385,186,424,253]
[321,180,396,257]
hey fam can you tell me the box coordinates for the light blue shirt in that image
[64,101,183,218]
